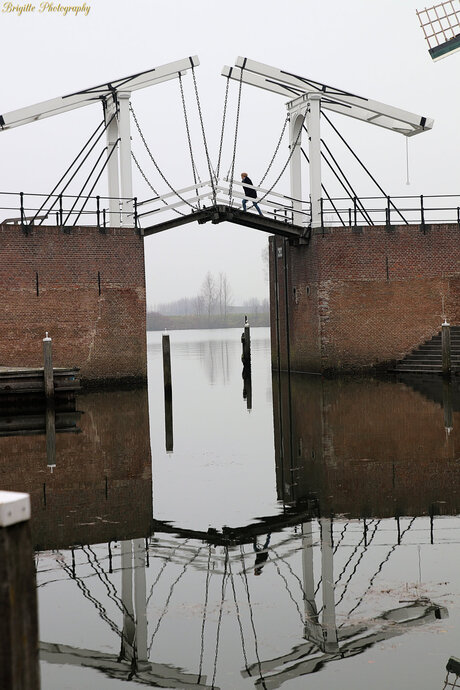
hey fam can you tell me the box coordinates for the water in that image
[1,327,460,689]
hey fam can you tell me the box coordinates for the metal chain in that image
[256,110,307,207]
[129,102,197,211]
[178,72,201,187]
[229,68,244,204]
[191,66,216,201]
[258,113,289,187]
[131,150,184,216]
[216,76,230,180]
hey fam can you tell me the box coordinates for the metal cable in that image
[72,141,120,226]
[211,549,229,689]
[197,545,212,684]
[216,76,230,180]
[300,146,345,227]
[147,548,201,653]
[345,517,416,619]
[322,110,408,224]
[228,554,250,675]
[258,114,289,187]
[317,132,374,225]
[129,102,197,211]
[239,547,268,690]
[30,118,106,226]
[191,66,216,201]
[63,145,109,226]
[146,539,189,607]
[334,521,381,608]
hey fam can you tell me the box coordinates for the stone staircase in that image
[394,326,460,374]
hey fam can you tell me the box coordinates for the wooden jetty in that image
[0,366,80,396]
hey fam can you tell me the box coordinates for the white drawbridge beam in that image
[0,56,200,227]
[222,57,434,228]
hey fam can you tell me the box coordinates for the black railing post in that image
[348,207,352,227]
[386,195,391,228]
[134,197,138,228]
[20,192,25,232]
[420,194,425,228]
[320,197,324,229]
[103,208,106,229]
[457,206,460,225]
[96,195,101,229]
[59,194,63,227]
[353,197,357,227]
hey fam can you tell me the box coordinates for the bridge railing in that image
[0,191,138,229]
[320,193,460,228]
[136,178,312,227]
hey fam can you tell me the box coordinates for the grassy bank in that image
[146,312,270,331]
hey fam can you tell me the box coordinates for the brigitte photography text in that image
[2,2,91,15]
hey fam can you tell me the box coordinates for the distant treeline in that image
[147,311,270,331]
[149,270,269,330]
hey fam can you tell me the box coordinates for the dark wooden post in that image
[46,404,56,472]
[162,333,173,452]
[241,316,251,370]
[43,332,54,399]
[0,491,40,690]
[442,320,451,378]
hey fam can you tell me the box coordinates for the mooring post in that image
[43,332,54,399]
[241,316,251,370]
[442,320,451,378]
[162,332,173,452]
[0,491,40,690]
[46,403,56,473]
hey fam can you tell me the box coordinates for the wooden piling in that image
[0,491,40,690]
[162,333,173,452]
[241,317,251,371]
[46,403,56,472]
[442,320,451,378]
[43,332,54,399]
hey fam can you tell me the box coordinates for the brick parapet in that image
[270,223,460,372]
[0,224,147,383]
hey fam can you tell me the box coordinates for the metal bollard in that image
[442,320,451,378]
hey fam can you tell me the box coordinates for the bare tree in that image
[218,272,233,319]
[193,294,205,317]
[201,271,217,319]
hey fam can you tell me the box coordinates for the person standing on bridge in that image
[241,173,263,216]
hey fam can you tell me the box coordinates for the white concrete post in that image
[133,538,149,667]
[320,517,339,653]
[105,96,121,227]
[288,110,303,226]
[301,521,321,642]
[120,540,135,662]
[118,92,134,227]
[307,94,322,228]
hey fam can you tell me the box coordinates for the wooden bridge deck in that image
[143,204,310,241]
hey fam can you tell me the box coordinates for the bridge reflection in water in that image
[9,374,455,689]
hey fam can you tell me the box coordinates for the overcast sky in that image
[1,0,458,307]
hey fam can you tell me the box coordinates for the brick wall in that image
[273,374,460,518]
[0,223,147,383]
[270,223,460,372]
[0,389,153,549]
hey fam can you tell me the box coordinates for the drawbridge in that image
[0,55,434,238]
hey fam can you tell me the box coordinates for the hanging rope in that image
[322,111,408,224]
[178,72,201,189]
[130,102,197,211]
[191,65,216,201]
[258,114,289,187]
[216,76,230,181]
[228,67,244,204]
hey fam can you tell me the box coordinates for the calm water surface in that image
[2,327,460,689]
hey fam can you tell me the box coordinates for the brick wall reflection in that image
[273,374,460,517]
[0,389,152,549]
